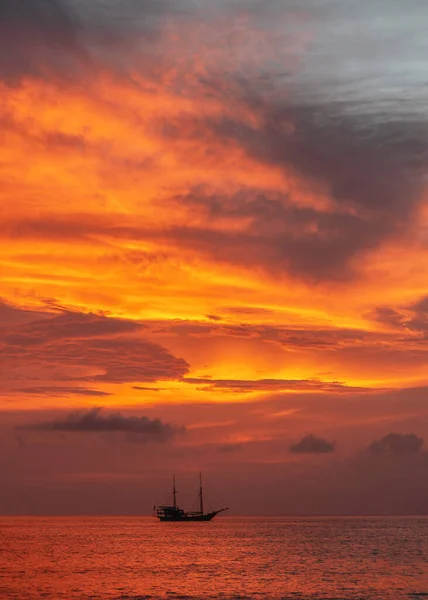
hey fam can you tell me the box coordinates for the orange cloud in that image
[1,1,428,502]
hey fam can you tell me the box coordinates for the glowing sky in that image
[1,0,428,515]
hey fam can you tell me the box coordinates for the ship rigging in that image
[154,472,229,522]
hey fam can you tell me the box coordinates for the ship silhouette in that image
[154,472,229,521]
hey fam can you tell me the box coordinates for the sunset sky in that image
[1,0,428,515]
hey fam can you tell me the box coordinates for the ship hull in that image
[158,513,216,522]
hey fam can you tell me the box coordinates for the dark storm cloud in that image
[289,434,336,454]
[367,433,424,456]
[21,407,185,442]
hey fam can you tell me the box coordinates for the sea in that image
[1,516,428,600]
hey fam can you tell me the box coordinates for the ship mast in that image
[199,471,204,514]
[173,475,177,508]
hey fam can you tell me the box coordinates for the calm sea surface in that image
[1,516,428,600]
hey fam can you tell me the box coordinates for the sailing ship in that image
[155,472,229,522]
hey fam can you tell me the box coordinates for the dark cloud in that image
[165,98,427,280]
[289,434,335,454]
[367,306,407,330]
[153,319,375,349]
[0,309,189,389]
[1,213,116,243]
[88,337,188,383]
[0,299,53,327]
[0,0,75,32]
[146,317,428,376]
[183,377,365,394]
[83,0,193,30]
[0,0,82,82]
[132,386,164,392]
[0,0,197,83]
[15,386,110,397]
[368,296,428,336]
[404,297,428,335]
[21,407,185,442]
[367,433,424,457]
[2,310,144,347]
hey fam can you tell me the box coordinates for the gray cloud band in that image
[19,407,185,442]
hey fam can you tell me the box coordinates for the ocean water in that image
[1,516,428,600]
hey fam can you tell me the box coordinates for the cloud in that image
[167,99,427,280]
[289,434,335,454]
[0,0,83,82]
[367,433,424,456]
[404,297,428,335]
[132,386,164,392]
[367,306,407,330]
[0,299,53,327]
[0,308,189,390]
[183,377,368,394]
[22,407,185,442]
[368,296,428,336]
[1,0,428,286]
[2,310,144,347]
[15,386,110,397]
[155,319,379,349]
[0,0,204,83]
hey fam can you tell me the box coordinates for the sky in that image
[1,0,428,515]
